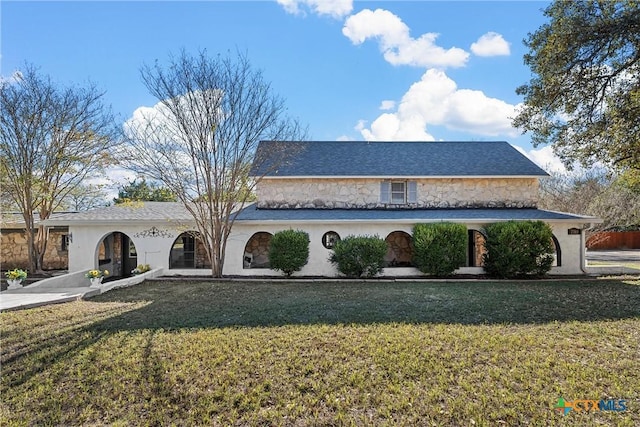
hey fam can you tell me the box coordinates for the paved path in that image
[585,249,640,263]
[0,287,96,311]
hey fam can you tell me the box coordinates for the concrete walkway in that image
[0,286,98,311]
[0,269,160,312]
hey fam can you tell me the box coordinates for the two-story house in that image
[40,140,598,278]
[226,140,596,276]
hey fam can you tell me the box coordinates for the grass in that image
[1,278,639,426]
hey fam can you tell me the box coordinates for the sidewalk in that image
[0,286,98,311]
[0,269,159,312]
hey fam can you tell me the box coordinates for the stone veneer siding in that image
[256,177,539,209]
[1,229,68,270]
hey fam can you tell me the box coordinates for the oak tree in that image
[514,0,640,172]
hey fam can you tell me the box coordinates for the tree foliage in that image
[329,235,387,278]
[0,65,116,271]
[514,0,640,172]
[412,223,467,276]
[269,229,309,277]
[120,49,306,277]
[113,178,177,204]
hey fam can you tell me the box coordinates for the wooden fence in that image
[586,231,640,249]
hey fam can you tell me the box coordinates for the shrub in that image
[412,223,467,276]
[483,221,555,278]
[329,235,387,278]
[269,229,310,276]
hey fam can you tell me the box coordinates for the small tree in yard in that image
[269,229,309,277]
[329,235,387,278]
[412,223,467,276]
[0,65,116,273]
[483,221,555,279]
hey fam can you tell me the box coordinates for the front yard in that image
[1,279,639,426]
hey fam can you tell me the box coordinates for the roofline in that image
[41,219,194,227]
[235,217,600,225]
[253,175,548,179]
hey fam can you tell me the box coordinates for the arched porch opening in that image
[551,234,562,267]
[384,231,414,267]
[96,231,137,280]
[243,232,273,269]
[170,231,209,269]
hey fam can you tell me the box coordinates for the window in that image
[391,182,406,204]
[380,181,417,204]
[322,231,341,249]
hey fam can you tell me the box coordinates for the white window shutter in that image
[407,181,417,203]
[380,181,390,203]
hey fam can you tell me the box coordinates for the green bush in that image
[412,223,467,276]
[269,229,309,277]
[329,235,387,278]
[483,221,555,278]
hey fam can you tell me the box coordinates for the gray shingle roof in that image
[235,204,596,223]
[251,141,549,177]
[42,202,193,225]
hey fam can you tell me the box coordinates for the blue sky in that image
[2,0,564,177]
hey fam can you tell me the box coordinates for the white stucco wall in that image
[224,220,589,277]
[64,218,589,277]
[67,223,186,274]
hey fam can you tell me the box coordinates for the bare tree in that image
[120,50,306,277]
[539,169,640,231]
[0,65,117,272]
[61,183,112,212]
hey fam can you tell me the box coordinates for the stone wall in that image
[1,229,68,270]
[256,177,538,209]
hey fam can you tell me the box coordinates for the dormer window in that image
[380,181,417,204]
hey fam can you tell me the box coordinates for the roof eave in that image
[253,175,547,179]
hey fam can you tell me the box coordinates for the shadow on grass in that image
[87,279,640,331]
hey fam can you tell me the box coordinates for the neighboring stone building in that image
[39,141,598,277]
[1,213,69,271]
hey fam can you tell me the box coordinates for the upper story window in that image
[380,181,417,204]
[391,182,406,204]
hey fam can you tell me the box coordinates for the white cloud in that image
[357,69,520,141]
[0,70,24,85]
[470,32,510,57]
[277,0,353,19]
[379,100,395,110]
[518,145,567,174]
[342,9,469,68]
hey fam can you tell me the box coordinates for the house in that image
[1,212,70,271]
[227,140,596,276]
[40,141,598,278]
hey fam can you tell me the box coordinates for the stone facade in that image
[1,229,68,270]
[256,177,539,209]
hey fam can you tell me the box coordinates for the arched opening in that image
[96,231,137,280]
[551,234,562,267]
[467,229,487,267]
[170,231,208,269]
[243,232,273,269]
[384,231,414,267]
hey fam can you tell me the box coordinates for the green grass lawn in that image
[1,279,639,426]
